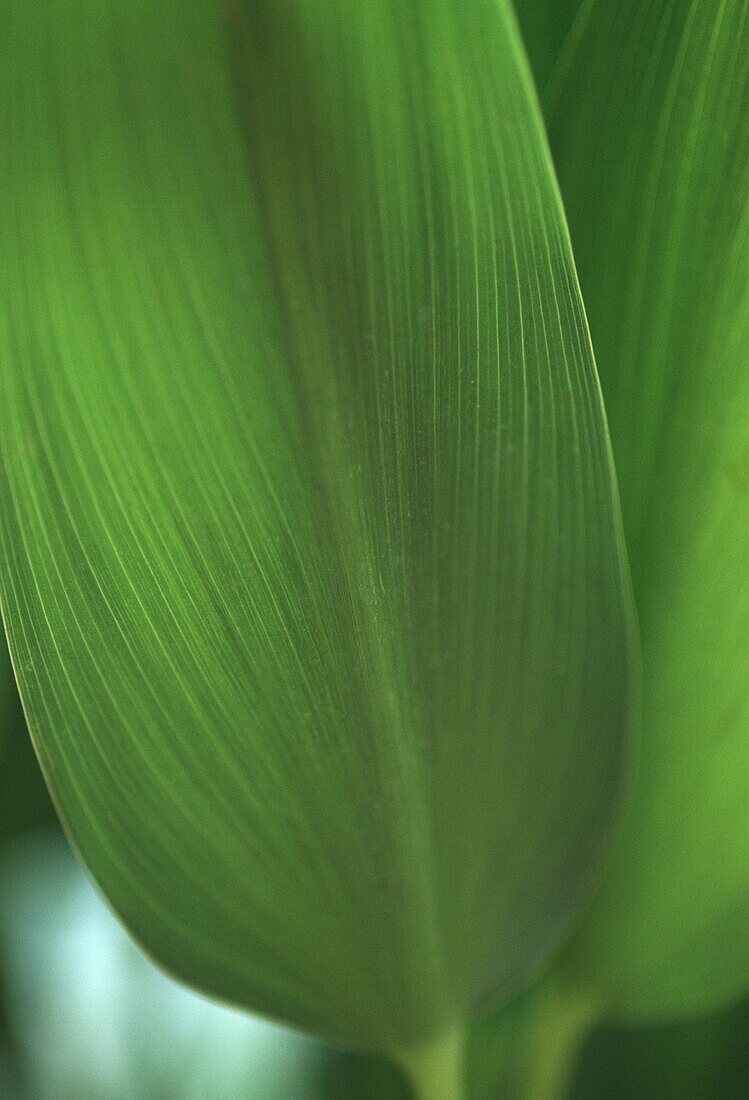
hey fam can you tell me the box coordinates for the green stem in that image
[522,983,598,1100]
[395,1025,466,1100]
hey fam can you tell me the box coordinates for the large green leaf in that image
[0,0,635,1068]
[547,0,749,1021]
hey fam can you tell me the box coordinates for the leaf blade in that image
[0,0,634,1050]
[549,0,749,1020]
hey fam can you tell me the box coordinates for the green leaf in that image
[0,0,635,1060]
[548,0,749,1021]
[512,0,583,92]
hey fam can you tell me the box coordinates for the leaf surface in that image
[549,0,749,1020]
[0,0,634,1052]
[512,0,583,91]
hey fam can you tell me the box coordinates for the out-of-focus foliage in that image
[0,648,11,759]
[0,669,56,847]
[0,835,321,1100]
[546,0,749,1022]
[1,834,748,1100]
[576,1006,749,1100]
[513,0,581,89]
[0,649,57,1090]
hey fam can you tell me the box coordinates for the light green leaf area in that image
[0,0,634,1056]
[549,0,749,1021]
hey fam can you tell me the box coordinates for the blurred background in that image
[2,658,749,1099]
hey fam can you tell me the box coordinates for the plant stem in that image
[395,1025,466,1100]
[522,982,598,1100]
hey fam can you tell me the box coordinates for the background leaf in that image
[0,0,634,1058]
[512,0,583,91]
[547,0,749,1020]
